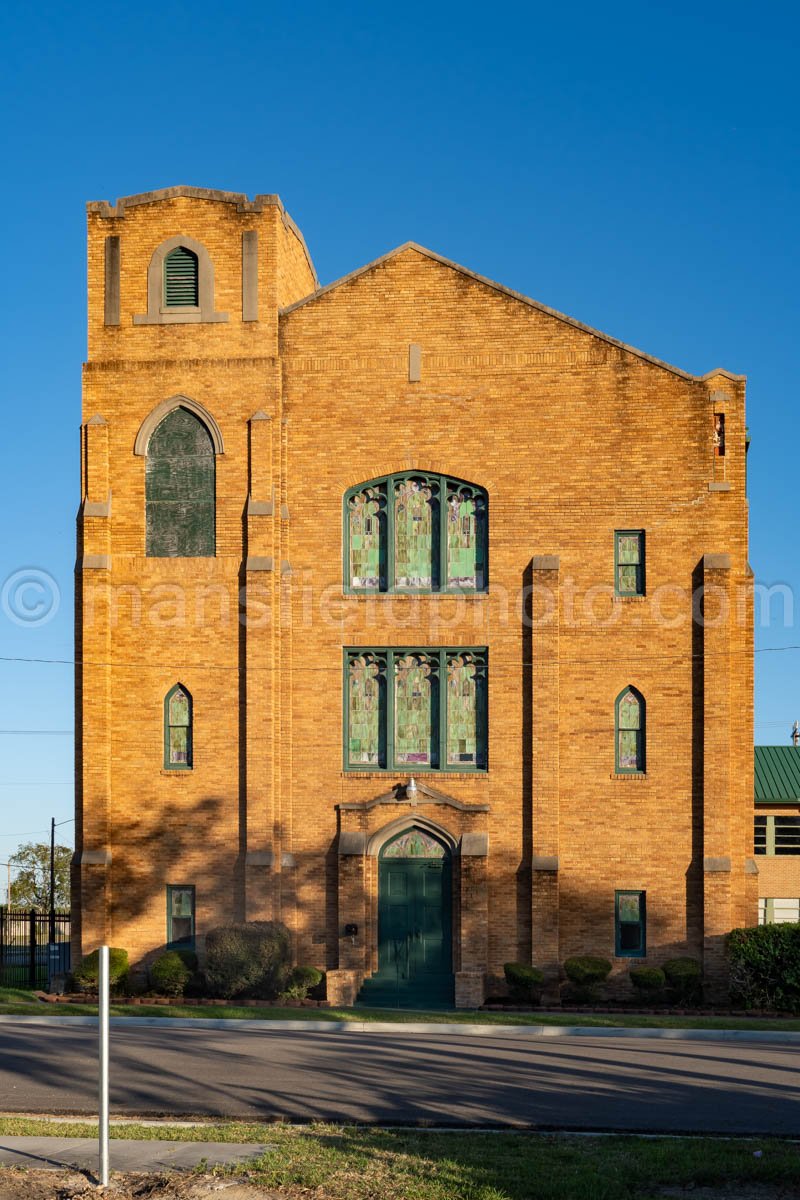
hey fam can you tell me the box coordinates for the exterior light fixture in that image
[407,776,418,799]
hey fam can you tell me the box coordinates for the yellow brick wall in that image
[75,191,755,1002]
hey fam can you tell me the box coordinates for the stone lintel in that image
[703,553,731,571]
[703,856,731,873]
[246,556,274,572]
[245,850,274,868]
[247,497,274,517]
[532,555,560,571]
[460,832,488,857]
[338,832,368,856]
[78,849,112,866]
[532,854,559,872]
[81,554,111,570]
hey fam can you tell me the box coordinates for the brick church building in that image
[74,186,756,1006]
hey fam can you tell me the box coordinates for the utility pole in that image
[49,816,56,944]
[0,862,11,905]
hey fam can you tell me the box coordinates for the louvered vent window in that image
[163,246,199,307]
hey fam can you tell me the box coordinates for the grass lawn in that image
[1,986,799,1031]
[0,1118,797,1199]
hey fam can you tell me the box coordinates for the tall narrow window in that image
[167,885,195,947]
[394,652,439,768]
[446,651,487,768]
[447,482,486,590]
[394,476,439,590]
[146,407,215,557]
[346,653,387,768]
[164,684,192,770]
[615,890,646,956]
[347,485,387,590]
[615,686,645,773]
[344,473,488,593]
[344,648,487,772]
[163,246,199,307]
[615,530,645,596]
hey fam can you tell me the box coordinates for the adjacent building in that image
[73,186,756,1005]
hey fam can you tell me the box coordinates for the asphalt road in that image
[0,1024,798,1134]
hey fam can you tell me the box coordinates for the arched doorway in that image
[360,827,454,1009]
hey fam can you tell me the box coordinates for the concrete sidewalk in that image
[0,1136,269,1171]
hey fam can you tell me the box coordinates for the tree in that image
[8,843,71,910]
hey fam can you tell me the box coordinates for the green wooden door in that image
[374,830,453,1007]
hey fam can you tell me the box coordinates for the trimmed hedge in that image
[150,951,191,997]
[75,948,129,992]
[564,956,612,986]
[728,923,800,1011]
[282,965,324,1001]
[662,957,702,1001]
[503,962,545,1002]
[629,966,665,993]
[204,921,292,999]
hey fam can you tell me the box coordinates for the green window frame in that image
[615,890,646,957]
[343,472,488,594]
[343,647,488,772]
[163,245,199,307]
[164,683,192,770]
[166,884,195,949]
[615,530,645,596]
[615,685,645,774]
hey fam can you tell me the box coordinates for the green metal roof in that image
[755,746,800,804]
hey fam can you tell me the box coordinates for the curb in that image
[0,1014,799,1042]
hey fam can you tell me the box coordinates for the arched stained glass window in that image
[344,473,487,593]
[163,246,199,307]
[615,686,645,773]
[165,684,192,770]
[146,407,215,557]
[382,829,447,859]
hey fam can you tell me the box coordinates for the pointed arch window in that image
[615,686,645,773]
[164,684,192,770]
[345,473,487,593]
[163,246,199,307]
[145,407,215,557]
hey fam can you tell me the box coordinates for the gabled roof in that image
[755,746,800,804]
[281,241,744,385]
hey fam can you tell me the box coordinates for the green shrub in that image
[503,962,545,1003]
[174,948,198,973]
[150,951,191,997]
[662,957,702,1002]
[629,966,665,993]
[727,923,800,1011]
[74,948,129,993]
[204,921,292,999]
[563,956,612,986]
[281,965,324,1001]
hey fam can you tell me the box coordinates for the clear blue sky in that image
[0,0,798,867]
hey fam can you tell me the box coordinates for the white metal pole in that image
[98,945,109,1187]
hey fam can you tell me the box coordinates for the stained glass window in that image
[615,531,644,596]
[146,407,215,558]
[167,885,195,947]
[344,474,487,593]
[165,684,192,769]
[446,484,486,589]
[382,829,447,858]
[344,649,487,771]
[348,485,386,589]
[394,653,438,767]
[446,652,487,767]
[394,477,439,589]
[615,890,646,956]
[616,687,644,773]
[347,653,386,766]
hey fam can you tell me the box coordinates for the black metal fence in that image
[0,908,71,989]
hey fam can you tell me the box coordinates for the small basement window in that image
[167,885,195,947]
